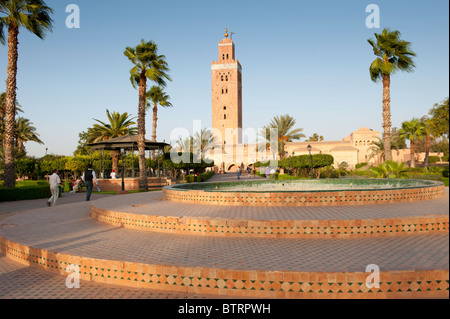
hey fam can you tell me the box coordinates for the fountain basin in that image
[163,179,445,206]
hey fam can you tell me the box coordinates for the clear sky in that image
[1,0,448,157]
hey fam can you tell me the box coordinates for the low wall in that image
[163,183,445,207]
[97,177,171,191]
[1,237,448,299]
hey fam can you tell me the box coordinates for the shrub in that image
[443,169,449,178]
[355,163,368,169]
[442,155,449,162]
[276,174,299,180]
[428,156,440,164]
[319,166,340,179]
[185,170,215,183]
[0,185,52,202]
[405,174,442,181]
[406,167,424,174]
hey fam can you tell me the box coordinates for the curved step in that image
[1,200,448,299]
[90,192,449,238]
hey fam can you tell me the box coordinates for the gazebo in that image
[86,134,170,191]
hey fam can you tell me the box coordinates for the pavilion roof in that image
[86,134,169,151]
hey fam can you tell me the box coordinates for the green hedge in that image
[355,163,368,169]
[428,156,440,164]
[185,171,215,183]
[0,185,53,202]
[404,174,442,181]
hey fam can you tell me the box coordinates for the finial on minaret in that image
[225,28,228,38]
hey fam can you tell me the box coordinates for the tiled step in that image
[90,192,449,238]
[1,199,448,299]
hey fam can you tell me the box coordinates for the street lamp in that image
[307,144,313,179]
[120,148,125,191]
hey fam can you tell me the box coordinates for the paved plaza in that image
[0,174,448,299]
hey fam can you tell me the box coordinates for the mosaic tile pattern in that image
[163,183,445,207]
[0,255,227,299]
[1,189,448,299]
[90,206,449,239]
[1,239,448,299]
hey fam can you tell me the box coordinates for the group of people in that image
[265,167,277,180]
[237,166,255,179]
[47,164,100,207]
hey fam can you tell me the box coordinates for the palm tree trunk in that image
[410,141,416,168]
[138,72,148,190]
[382,74,392,162]
[111,150,119,173]
[3,24,20,188]
[151,102,158,160]
[424,133,431,168]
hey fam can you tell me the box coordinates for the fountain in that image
[163,178,445,206]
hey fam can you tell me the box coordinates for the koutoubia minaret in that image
[211,28,243,147]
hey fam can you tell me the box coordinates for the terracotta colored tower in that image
[211,28,243,146]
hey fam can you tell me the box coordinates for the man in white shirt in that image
[47,169,64,207]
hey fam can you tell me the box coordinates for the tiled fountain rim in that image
[165,179,444,193]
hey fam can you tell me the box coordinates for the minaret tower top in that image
[211,28,243,146]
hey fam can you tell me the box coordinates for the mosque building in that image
[207,29,441,172]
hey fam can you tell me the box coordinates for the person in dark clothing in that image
[82,164,98,201]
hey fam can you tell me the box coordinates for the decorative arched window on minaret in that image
[211,28,242,146]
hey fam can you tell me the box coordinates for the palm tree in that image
[399,118,426,168]
[368,137,402,164]
[193,128,216,161]
[0,92,22,119]
[146,85,172,159]
[307,133,324,142]
[0,0,53,188]
[124,40,171,190]
[260,114,305,160]
[87,110,137,173]
[15,117,43,152]
[368,28,416,162]
[420,116,434,168]
[369,160,407,178]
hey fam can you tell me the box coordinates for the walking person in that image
[47,169,64,207]
[237,167,241,180]
[82,164,98,201]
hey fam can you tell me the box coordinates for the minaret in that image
[211,28,242,146]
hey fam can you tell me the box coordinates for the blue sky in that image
[1,0,448,157]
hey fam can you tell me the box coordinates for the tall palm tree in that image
[0,0,53,188]
[124,40,171,190]
[15,117,43,151]
[146,85,172,159]
[368,28,416,162]
[260,114,305,160]
[399,118,426,168]
[87,110,137,173]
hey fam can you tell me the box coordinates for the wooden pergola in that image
[86,134,169,179]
